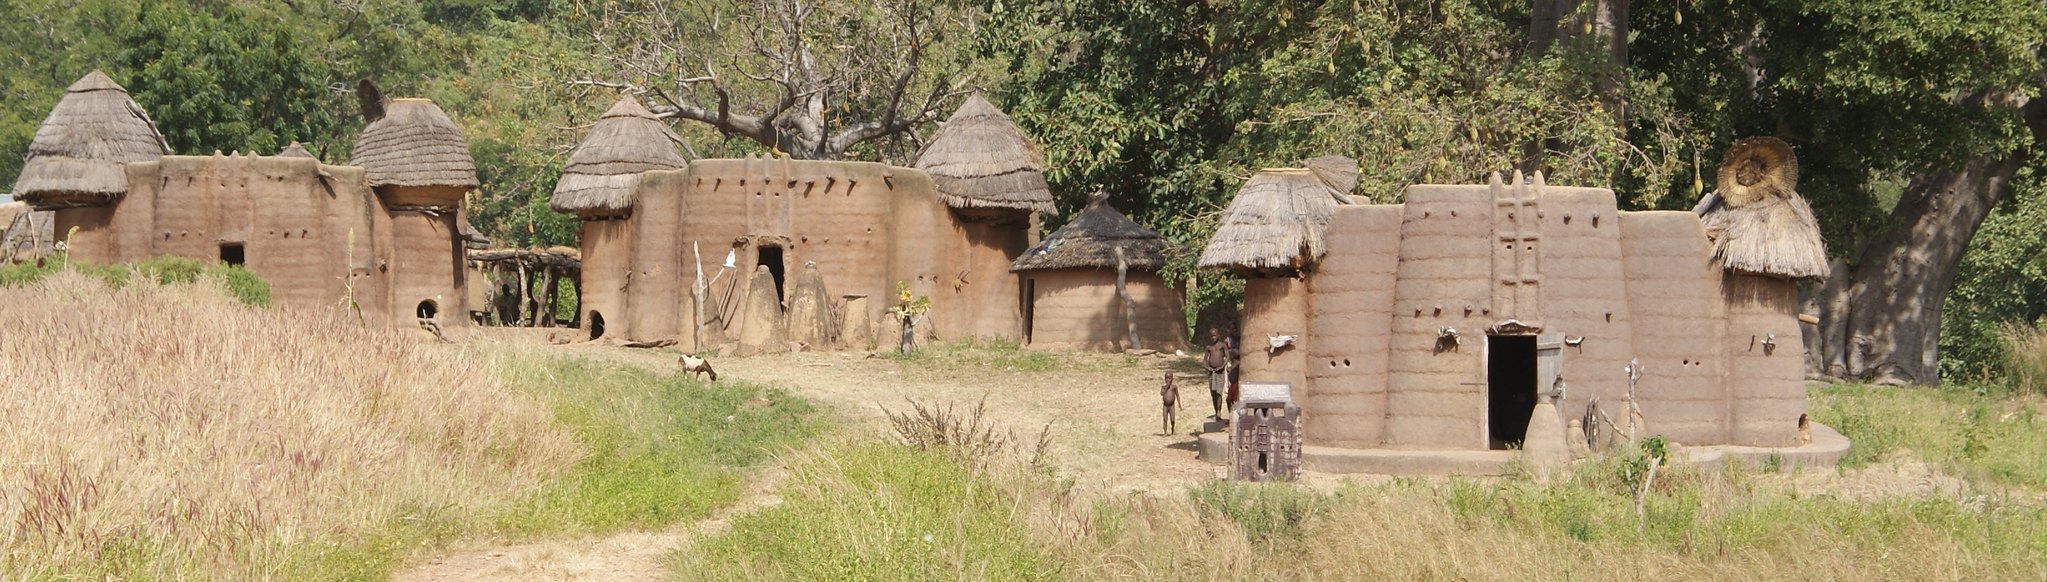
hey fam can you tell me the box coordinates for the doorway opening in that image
[1487,334,1538,449]
[588,310,606,340]
[757,245,786,307]
[1019,277,1036,343]
[219,243,245,266]
[416,299,438,321]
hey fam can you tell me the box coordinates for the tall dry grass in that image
[0,272,578,578]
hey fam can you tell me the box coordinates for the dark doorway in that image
[416,300,438,320]
[219,243,245,266]
[1019,278,1036,343]
[1487,334,1538,449]
[589,310,606,340]
[757,245,786,307]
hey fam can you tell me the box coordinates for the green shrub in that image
[1187,480,1338,542]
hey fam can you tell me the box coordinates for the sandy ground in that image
[396,334,1231,581]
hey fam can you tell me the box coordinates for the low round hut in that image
[914,94,1058,222]
[1695,136,1827,445]
[9,70,169,210]
[1011,192,1184,351]
[549,95,688,340]
[351,97,478,326]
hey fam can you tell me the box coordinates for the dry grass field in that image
[5,269,2045,580]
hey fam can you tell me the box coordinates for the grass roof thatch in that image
[277,142,314,158]
[550,96,687,215]
[1197,164,1354,274]
[10,71,169,207]
[1697,137,1828,280]
[914,94,1057,215]
[351,98,478,189]
[1012,192,1174,272]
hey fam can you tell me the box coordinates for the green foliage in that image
[494,355,821,534]
[1941,154,2047,381]
[679,443,1057,581]
[119,2,341,156]
[1188,480,1338,542]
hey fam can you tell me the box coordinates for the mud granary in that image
[1199,140,1826,453]
[551,94,1060,352]
[9,71,477,328]
[1010,191,1186,351]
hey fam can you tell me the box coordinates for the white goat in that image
[678,354,719,382]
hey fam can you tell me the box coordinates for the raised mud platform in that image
[1196,422,1850,476]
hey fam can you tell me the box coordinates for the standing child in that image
[1203,328,1229,420]
[1160,372,1179,435]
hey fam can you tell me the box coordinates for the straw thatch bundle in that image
[10,71,169,208]
[913,94,1057,215]
[351,98,478,189]
[550,96,687,215]
[1012,192,1174,272]
[1197,161,1356,273]
[278,142,314,158]
[1696,137,1828,280]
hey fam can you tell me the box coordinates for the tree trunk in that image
[1814,98,2046,385]
[1116,247,1138,351]
[1822,156,2025,385]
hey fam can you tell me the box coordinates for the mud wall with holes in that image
[1721,274,1806,445]
[1257,181,1810,451]
[1019,268,1185,352]
[46,154,462,328]
[612,156,1026,351]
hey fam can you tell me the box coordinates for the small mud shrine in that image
[1200,138,1826,454]
[553,94,1168,353]
[9,72,477,328]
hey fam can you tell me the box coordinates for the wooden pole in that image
[516,263,533,326]
[1116,246,1138,351]
[539,266,559,327]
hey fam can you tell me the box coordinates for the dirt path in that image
[395,341,1224,580]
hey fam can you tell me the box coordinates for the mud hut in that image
[9,70,169,209]
[914,93,1058,221]
[13,72,478,328]
[1011,192,1184,351]
[1197,146,1828,472]
[350,97,478,327]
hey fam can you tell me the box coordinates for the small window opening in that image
[416,300,438,320]
[220,243,245,266]
[757,245,787,306]
[589,311,606,340]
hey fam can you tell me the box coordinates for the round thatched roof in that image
[278,142,314,158]
[1697,137,1828,280]
[1197,163,1355,274]
[550,95,687,215]
[913,94,1057,215]
[10,71,169,207]
[351,98,478,189]
[1012,192,1174,272]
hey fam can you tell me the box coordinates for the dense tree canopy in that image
[2,0,2044,384]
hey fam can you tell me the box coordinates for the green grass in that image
[280,350,822,580]
[677,442,1058,581]
[493,353,822,533]
[0,254,270,307]
[1810,383,2047,487]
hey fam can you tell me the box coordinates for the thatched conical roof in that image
[1197,162,1355,273]
[278,142,314,158]
[10,71,169,208]
[1012,192,1174,272]
[1697,137,1828,280]
[351,98,477,189]
[913,94,1057,215]
[550,96,687,214]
